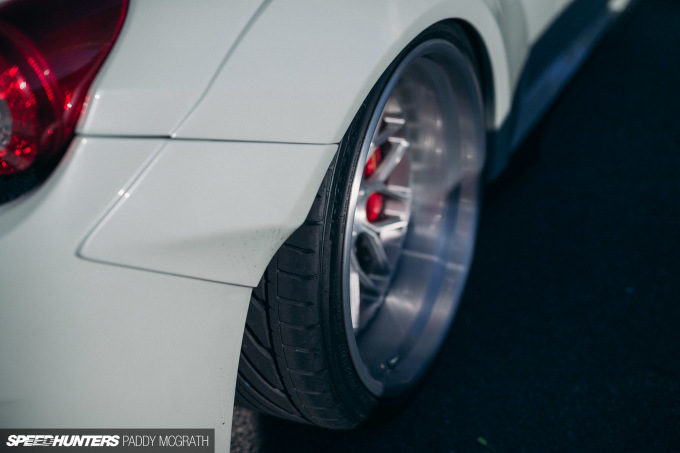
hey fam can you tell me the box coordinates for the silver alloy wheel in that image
[342,39,485,397]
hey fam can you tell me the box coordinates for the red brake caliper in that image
[363,147,384,223]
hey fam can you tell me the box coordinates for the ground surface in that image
[231,1,680,451]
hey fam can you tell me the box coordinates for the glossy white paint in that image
[78,0,571,145]
[79,140,337,287]
[174,0,516,144]
[518,0,557,42]
[77,0,266,137]
[0,138,250,451]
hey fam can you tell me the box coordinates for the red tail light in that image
[0,0,127,175]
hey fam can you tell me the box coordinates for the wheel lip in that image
[342,48,405,396]
[341,38,485,397]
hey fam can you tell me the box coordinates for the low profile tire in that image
[236,22,486,428]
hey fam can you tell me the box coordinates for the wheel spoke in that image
[381,184,411,202]
[369,140,409,183]
[366,217,408,235]
[371,117,405,148]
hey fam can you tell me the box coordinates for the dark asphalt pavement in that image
[231,1,680,451]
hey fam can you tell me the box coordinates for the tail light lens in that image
[0,0,128,175]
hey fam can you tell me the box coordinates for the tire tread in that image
[235,161,347,427]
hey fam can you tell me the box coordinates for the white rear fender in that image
[173,0,520,144]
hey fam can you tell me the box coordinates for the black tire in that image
[236,22,486,429]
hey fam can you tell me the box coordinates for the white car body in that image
[0,0,630,450]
